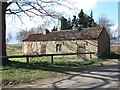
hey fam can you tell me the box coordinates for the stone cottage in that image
[22,27,110,59]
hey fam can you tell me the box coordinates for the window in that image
[56,44,62,52]
[77,43,85,53]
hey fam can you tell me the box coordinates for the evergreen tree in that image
[78,9,84,28]
[88,11,97,27]
[67,17,72,29]
[88,11,93,27]
[90,10,93,18]
[83,14,89,28]
[51,26,57,31]
[69,9,97,29]
[72,15,78,29]
[78,9,89,28]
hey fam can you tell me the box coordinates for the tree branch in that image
[6,2,12,8]
[5,0,70,18]
[24,1,48,16]
[6,8,33,14]
[16,2,31,17]
[15,14,24,24]
[36,2,55,18]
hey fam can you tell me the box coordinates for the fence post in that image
[26,56,29,64]
[51,55,53,64]
[90,52,92,59]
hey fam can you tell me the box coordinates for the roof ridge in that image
[52,29,79,32]
[30,33,43,35]
[23,27,105,41]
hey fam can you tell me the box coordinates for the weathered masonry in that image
[22,27,110,59]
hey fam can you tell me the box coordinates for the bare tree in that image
[111,25,120,44]
[16,29,28,43]
[35,25,43,33]
[6,32,12,44]
[97,15,114,38]
[16,26,43,43]
[0,0,71,64]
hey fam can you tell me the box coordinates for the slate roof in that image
[23,27,105,41]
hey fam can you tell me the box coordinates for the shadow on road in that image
[51,61,119,89]
[3,59,120,89]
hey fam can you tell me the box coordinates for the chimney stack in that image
[43,29,49,35]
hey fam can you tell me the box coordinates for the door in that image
[77,43,86,58]
[41,44,46,54]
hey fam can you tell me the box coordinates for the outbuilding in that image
[23,27,110,59]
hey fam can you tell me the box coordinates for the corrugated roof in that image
[23,27,104,41]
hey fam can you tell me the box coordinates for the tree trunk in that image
[0,2,10,65]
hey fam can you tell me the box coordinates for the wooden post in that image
[51,55,53,64]
[26,57,29,64]
[90,52,92,59]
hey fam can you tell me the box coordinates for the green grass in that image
[101,52,120,59]
[7,44,22,56]
[2,57,107,86]
[2,44,109,86]
[6,44,25,62]
[2,64,61,84]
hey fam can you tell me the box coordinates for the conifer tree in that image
[70,9,97,29]
[72,15,78,29]
[67,17,72,29]
[78,9,84,28]
[51,26,57,31]
[88,11,94,27]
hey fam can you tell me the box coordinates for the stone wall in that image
[23,40,98,59]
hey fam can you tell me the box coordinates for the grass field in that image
[7,44,22,56]
[1,44,112,86]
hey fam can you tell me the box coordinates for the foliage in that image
[78,9,85,28]
[71,15,78,29]
[51,26,57,31]
[70,9,97,29]
[88,11,97,27]
[67,17,72,29]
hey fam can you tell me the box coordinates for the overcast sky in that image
[6,0,119,44]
